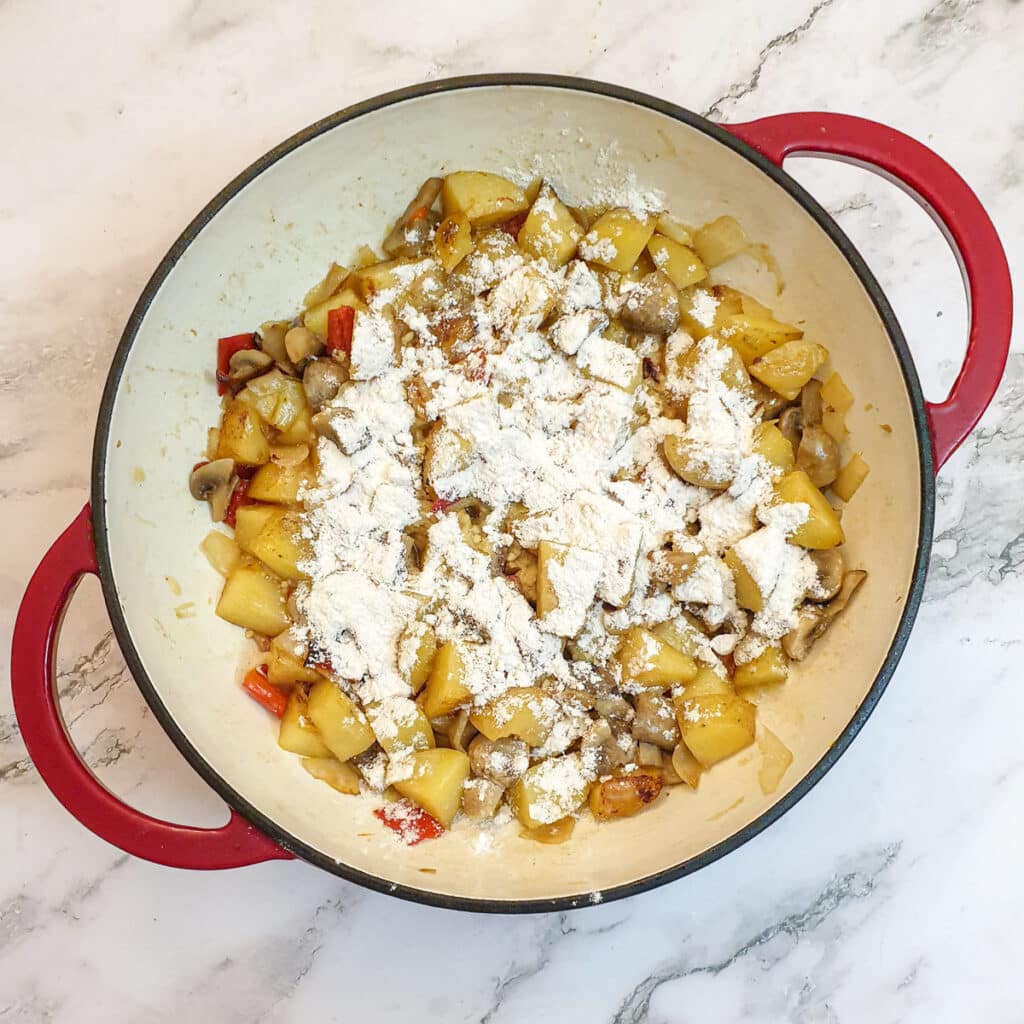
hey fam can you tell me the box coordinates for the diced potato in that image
[510,753,591,829]
[775,470,845,548]
[520,816,576,844]
[534,540,603,631]
[752,421,795,471]
[237,370,309,432]
[676,693,756,767]
[434,212,473,271]
[724,548,763,612]
[579,208,656,273]
[215,564,289,636]
[651,614,707,659]
[392,748,471,827]
[692,215,751,266]
[247,460,312,504]
[302,756,361,795]
[470,687,559,747]
[233,503,276,552]
[245,509,309,581]
[278,689,332,757]
[423,424,472,487]
[645,234,707,290]
[822,406,848,443]
[723,314,803,365]
[672,335,752,395]
[664,435,735,489]
[419,641,472,719]
[588,767,663,821]
[820,371,854,414]
[757,726,793,795]
[304,286,365,339]
[680,667,734,699]
[200,530,241,577]
[366,698,435,755]
[306,680,376,763]
[575,333,642,391]
[303,262,349,310]
[616,626,698,689]
[216,402,270,466]
[654,212,693,245]
[749,341,829,401]
[352,258,411,303]
[441,171,529,227]
[266,633,322,685]
[833,453,870,502]
[535,539,562,619]
[735,646,789,689]
[517,184,583,267]
[671,743,703,788]
[402,624,437,694]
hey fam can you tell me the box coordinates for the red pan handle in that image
[10,505,293,868]
[723,113,1012,471]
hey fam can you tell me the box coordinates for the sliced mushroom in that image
[382,177,444,256]
[632,692,680,750]
[801,379,823,426]
[635,741,664,767]
[468,735,528,787]
[302,357,349,411]
[260,322,297,375]
[592,694,634,727]
[778,406,803,453]
[284,326,324,366]
[461,777,505,818]
[797,424,840,487]
[580,718,635,776]
[446,709,477,753]
[189,458,235,522]
[227,348,274,384]
[620,270,681,334]
[752,379,790,420]
[808,549,844,602]
[783,569,867,660]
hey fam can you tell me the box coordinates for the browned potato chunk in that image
[588,767,663,821]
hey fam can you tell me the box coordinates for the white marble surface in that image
[2,0,1022,1019]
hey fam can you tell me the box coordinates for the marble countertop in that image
[2,0,1021,1019]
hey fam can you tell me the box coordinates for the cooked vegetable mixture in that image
[190,170,869,845]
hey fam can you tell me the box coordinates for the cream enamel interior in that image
[100,84,923,905]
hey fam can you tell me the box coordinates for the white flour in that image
[296,204,821,793]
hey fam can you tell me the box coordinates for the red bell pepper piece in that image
[242,669,288,718]
[326,306,355,356]
[223,477,254,527]
[431,496,456,514]
[373,802,445,845]
[216,333,257,394]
